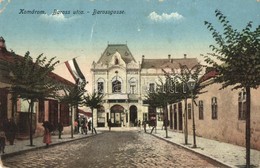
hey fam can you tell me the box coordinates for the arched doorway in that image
[129,105,137,126]
[110,105,124,127]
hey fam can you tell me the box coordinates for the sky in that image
[0,0,260,92]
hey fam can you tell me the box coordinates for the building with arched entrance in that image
[91,44,198,128]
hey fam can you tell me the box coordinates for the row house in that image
[0,37,75,137]
[168,70,260,150]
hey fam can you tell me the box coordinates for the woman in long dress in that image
[42,121,52,147]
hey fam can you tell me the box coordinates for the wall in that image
[182,81,260,150]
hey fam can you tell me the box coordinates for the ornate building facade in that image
[91,44,198,127]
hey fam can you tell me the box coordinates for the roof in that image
[0,49,75,86]
[141,58,199,69]
[199,69,218,82]
[97,44,136,64]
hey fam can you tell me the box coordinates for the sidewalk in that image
[1,131,101,159]
[145,127,260,168]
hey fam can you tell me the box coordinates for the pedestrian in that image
[57,122,63,139]
[74,119,78,134]
[4,118,17,145]
[85,120,88,135]
[88,120,91,131]
[108,119,111,131]
[42,121,52,147]
[142,120,147,133]
[81,118,87,134]
[138,120,141,132]
[0,131,6,154]
[78,118,81,134]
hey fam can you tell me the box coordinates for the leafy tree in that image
[60,85,85,107]
[59,85,85,138]
[84,92,104,134]
[178,64,207,98]
[1,51,59,146]
[163,64,205,145]
[145,75,183,137]
[203,9,260,167]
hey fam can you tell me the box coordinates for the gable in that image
[97,44,136,65]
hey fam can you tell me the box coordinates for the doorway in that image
[129,105,137,126]
[110,105,124,127]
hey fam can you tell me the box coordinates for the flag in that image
[65,58,87,89]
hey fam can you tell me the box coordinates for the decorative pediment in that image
[109,51,126,67]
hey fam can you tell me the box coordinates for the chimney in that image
[142,55,145,61]
[0,36,6,51]
[184,54,187,59]
[168,54,171,60]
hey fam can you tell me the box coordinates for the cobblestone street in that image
[2,131,227,168]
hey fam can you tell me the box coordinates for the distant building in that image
[91,44,198,128]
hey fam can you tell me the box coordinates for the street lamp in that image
[187,78,197,148]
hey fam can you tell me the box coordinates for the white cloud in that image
[158,0,164,2]
[148,11,184,22]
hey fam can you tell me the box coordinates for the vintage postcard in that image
[0,0,260,167]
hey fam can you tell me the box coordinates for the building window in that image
[112,80,121,93]
[115,58,119,65]
[149,83,155,93]
[130,85,136,94]
[238,91,246,120]
[97,82,104,94]
[198,100,204,120]
[211,97,218,119]
[188,103,191,119]
[129,78,137,94]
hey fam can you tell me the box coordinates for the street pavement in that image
[1,127,260,168]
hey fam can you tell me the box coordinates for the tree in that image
[1,51,59,146]
[145,75,183,137]
[179,64,207,147]
[59,85,85,138]
[84,92,104,134]
[162,64,206,145]
[203,9,260,168]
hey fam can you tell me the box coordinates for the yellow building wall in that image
[186,82,260,150]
